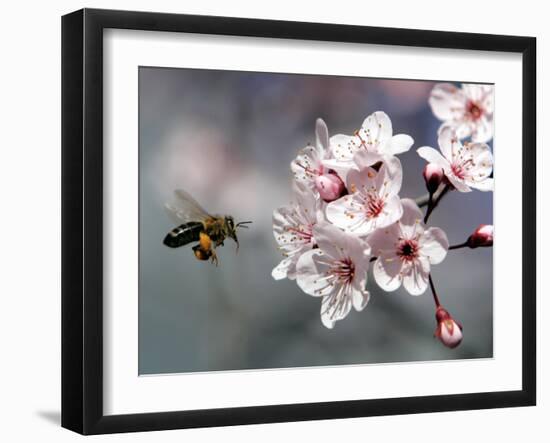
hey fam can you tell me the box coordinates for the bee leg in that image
[210,249,219,266]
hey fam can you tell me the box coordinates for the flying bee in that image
[163,189,252,266]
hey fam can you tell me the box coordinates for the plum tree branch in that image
[414,184,447,208]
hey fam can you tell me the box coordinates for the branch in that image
[424,184,451,224]
[428,274,441,308]
[449,241,469,250]
[415,184,447,208]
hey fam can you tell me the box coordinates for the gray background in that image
[138,67,493,375]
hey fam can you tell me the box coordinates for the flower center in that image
[365,192,385,219]
[466,100,483,121]
[451,157,475,180]
[397,239,419,262]
[330,258,355,284]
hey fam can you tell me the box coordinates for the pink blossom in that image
[434,307,464,349]
[314,172,345,202]
[368,199,449,295]
[429,83,494,143]
[423,163,444,194]
[296,223,371,329]
[417,127,493,193]
[291,118,346,202]
[468,224,493,248]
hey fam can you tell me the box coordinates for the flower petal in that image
[429,83,466,121]
[446,174,472,193]
[360,111,393,148]
[387,134,414,155]
[438,126,461,162]
[471,114,493,143]
[377,157,403,196]
[316,118,330,153]
[320,292,352,329]
[451,121,474,140]
[272,257,294,280]
[295,249,332,297]
[421,227,449,265]
[346,165,378,192]
[272,206,313,252]
[367,223,401,255]
[325,194,368,234]
[479,85,494,114]
[470,177,494,192]
[330,133,355,162]
[402,257,430,295]
[291,143,323,184]
[417,146,449,170]
[462,84,489,102]
[376,194,403,231]
[311,221,354,260]
[400,198,423,228]
[351,286,370,312]
[464,142,493,184]
[353,150,384,171]
[373,255,403,292]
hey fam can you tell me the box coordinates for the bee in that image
[163,189,252,266]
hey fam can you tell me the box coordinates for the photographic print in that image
[139,67,494,375]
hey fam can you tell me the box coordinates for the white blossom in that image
[291,118,345,202]
[326,156,403,236]
[272,183,324,280]
[429,83,494,143]
[296,223,371,329]
[323,111,414,181]
[368,199,449,295]
[417,127,493,192]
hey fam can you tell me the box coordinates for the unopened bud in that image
[467,224,493,248]
[315,172,345,202]
[434,307,463,349]
[423,163,444,194]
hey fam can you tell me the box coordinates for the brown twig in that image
[424,184,451,224]
[428,274,441,308]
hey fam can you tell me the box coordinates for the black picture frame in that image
[61,8,537,435]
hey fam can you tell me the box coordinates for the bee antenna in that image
[236,220,252,228]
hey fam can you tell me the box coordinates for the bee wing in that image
[165,189,211,224]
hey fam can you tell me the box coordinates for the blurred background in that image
[138,67,493,375]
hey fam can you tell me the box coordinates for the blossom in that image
[423,163,444,194]
[323,111,414,180]
[434,307,463,349]
[314,173,345,202]
[326,157,403,236]
[368,198,449,295]
[272,182,324,280]
[296,223,371,329]
[467,224,493,248]
[417,127,494,192]
[429,83,494,143]
[291,118,345,202]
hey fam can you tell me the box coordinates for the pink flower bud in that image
[467,224,493,248]
[315,172,345,202]
[434,307,463,349]
[423,163,444,194]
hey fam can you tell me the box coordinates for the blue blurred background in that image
[138,67,493,375]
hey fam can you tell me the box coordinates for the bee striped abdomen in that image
[163,221,204,248]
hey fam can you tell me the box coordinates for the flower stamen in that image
[396,239,419,262]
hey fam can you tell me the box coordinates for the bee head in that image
[224,216,252,252]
